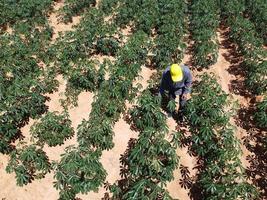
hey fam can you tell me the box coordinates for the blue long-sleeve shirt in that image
[159,64,192,98]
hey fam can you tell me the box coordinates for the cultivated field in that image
[0,0,266,199]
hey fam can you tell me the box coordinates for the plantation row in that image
[109,88,179,199]
[190,0,219,68]
[185,74,258,199]
[220,0,267,129]
[244,0,267,45]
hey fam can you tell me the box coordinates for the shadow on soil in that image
[219,25,267,199]
[219,26,252,99]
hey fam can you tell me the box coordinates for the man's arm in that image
[159,73,166,95]
[183,66,193,94]
[159,69,169,95]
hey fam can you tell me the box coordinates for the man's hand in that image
[182,93,188,100]
[182,93,191,100]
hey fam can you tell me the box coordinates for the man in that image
[159,63,192,115]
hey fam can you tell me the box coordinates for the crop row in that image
[51,7,119,106]
[0,31,59,186]
[108,89,179,199]
[153,0,187,69]
[185,73,258,199]
[53,31,150,199]
[113,0,187,69]
[1,2,117,192]
[220,0,267,95]
[245,0,267,45]
[190,0,220,68]
[0,33,58,154]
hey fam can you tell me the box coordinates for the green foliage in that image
[96,37,120,56]
[122,179,173,200]
[59,0,96,23]
[127,129,178,182]
[0,34,58,153]
[53,146,107,199]
[245,0,267,44]
[110,89,178,199]
[67,60,99,92]
[6,145,51,186]
[190,0,220,68]
[129,90,168,133]
[30,111,74,147]
[0,0,53,26]
[113,0,157,34]
[167,99,176,113]
[99,0,119,14]
[244,60,267,95]
[53,8,116,73]
[254,96,267,128]
[153,0,187,68]
[77,31,149,150]
[185,73,259,199]
[221,0,267,95]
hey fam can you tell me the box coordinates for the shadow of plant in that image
[220,24,266,199]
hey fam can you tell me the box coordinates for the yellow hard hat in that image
[170,64,183,82]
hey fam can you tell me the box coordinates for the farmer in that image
[159,63,193,115]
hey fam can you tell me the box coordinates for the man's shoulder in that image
[181,64,191,74]
[164,65,171,73]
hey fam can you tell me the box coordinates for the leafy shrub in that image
[127,129,178,182]
[0,0,53,26]
[245,0,267,44]
[185,73,259,199]
[59,0,96,23]
[129,90,167,133]
[6,145,51,186]
[96,37,119,56]
[153,0,187,68]
[190,0,220,68]
[221,0,267,95]
[254,96,267,128]
[30,111,74,147]
[53,146,107,200]
[0,34,58,153]
[67,60,98,92]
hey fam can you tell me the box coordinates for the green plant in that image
[254,96,267,128]
[77,31,150,150]
[129,90,167,132]
[30,111,74,147]
[0,34,58,153]
[245,0,267,44]
[0,0,53,26]
[96,37,119,56]
[59,0,96,23]
[190,0,220,68]
[221,0,267,95]
[152,0,187,69]
[110,89,179,199]
[185,73,259,199]
[6,144,51,186]
[53,146,107,200]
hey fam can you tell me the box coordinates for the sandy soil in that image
[49,1,81,41]
[0,1,261,200]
